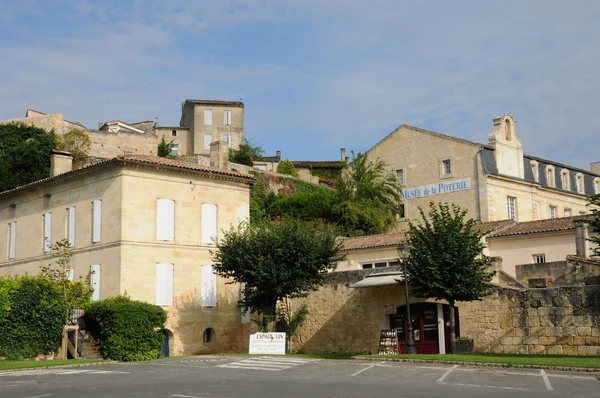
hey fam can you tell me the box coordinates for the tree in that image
[589,194,600,256]
[229,137,264,166]
[277,159,298,177]
[0,122,56,192]
[157,136,175,158]
[406,202,495,353]
[212,219,343,331]
[56,129,91,166]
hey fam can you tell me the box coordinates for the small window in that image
[561,170,569,190]
[203,328,215,343]
[564,208,571,217]
[576,174,584,194]
[43,194,52,209]
[361,263,373,269]
[170,144,179,157]
[388,261,400,267]
[546,166,555,187]
[442,159,452,175]
[374,262,387,268]
[396,169,405,185]
[533,254,546,264]
[8,204,16,218]
[223,109,232,125]
[549,206,557,219]
[171,130,177,137]
[507,196,517,220]
[204,109,213,125]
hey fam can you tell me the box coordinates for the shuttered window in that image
[92,200,102,243]
[224,134,232,148]
[156,262,174,306]
[201,265,217,307]
[90,264,101,301]
[67,206,76,247]
[8,222,16,260]
[223,109,232,125]
[43,212,52,252]
[204,109,212,125]
[204,133,212,150]
[156,199,175,241]
[201,204,217,244]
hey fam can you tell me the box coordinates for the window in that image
[156,262,174,306]
[67,206,76,247]
[532,254,546,264]
[564,208,571,217]
[595,178,600,195]
[43,212,52,253]
[204,133,212,150]
[8,204,16,218]
[90,264,101,301]
[223,109,232,125]
[68,268,75,282]
[204,109,212,125]
[92,200,102,243]
[203,328,215,343]
[546,166,555,187]
[201,204,218,244]
[576,174,584,193]
[549,206,557,219]
[43,194,52,209]
[561,170,569,190]
[8,222,16,260]
[201,265,217,307]
[507,196,517,220]
[442,159,452,175]
[224,134,232,148]
[396,169,405,185]
[171,144,179,157]
[171,130,177,137]
[530,161,539,182]
[156,199,175,241]
[360,260,400,270]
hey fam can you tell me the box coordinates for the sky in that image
[0,0,599,169]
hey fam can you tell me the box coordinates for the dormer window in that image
[545,166,555,187]
[561,169,570,190]
[530,160,539,182]
[575,174,584,194]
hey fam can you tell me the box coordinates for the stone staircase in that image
[79,330,103,359]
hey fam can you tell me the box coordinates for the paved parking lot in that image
[1,355,598,398]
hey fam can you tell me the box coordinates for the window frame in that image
[396,169,405,185]
[545,166,555,187]
[360,260,400,270]
[442,159,452,176]
[204,109,213,126]
[549,205,557,219]
[507,196,517,220]
[560,169,570,190]
[532,254,546,264]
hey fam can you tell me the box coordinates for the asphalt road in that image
[1,355,599,398]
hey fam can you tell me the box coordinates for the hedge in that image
[83,296,167,362]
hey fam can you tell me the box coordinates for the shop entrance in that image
[390,303,459,354]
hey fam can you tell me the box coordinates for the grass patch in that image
[354,353,600,368]
[0,359,106,371]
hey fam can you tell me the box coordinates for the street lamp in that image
[398,243,417,355]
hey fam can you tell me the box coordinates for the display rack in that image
[378,329,398,355]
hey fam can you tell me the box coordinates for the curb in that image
[351,356,600,373]
[0,360,117,373]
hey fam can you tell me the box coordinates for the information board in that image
[249,332,286,355]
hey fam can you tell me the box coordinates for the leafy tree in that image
[56,129,91,166]
[229,137,264,166]
[212,219,343,331]
[277,159,298,177]
[406,202,495,353]
[589,194,600,256]
[157,136,175,158]
[0,122,56,192]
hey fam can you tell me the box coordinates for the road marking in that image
[447,382,527,391]
[436,365,458,383]
[498,371,597,380]
[172,395,205,398]
[24,395,52,398]
[216,356,316,372]
[0,369,129,377]
[419,366,475,371]
[540,370,554,391]
[351,363,384,377]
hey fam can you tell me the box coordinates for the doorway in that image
[161,330,170,357]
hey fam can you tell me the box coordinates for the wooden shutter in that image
[90,264,101,301]
[201,204,217,244]
[92,200,102,243]
[156,199,175,241]
[201,265,217,307]
[156,263,174,306]
[43,212,52,252]
[8,222,16,260]
[67,206,76,246]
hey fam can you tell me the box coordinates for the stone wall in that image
[516,257,600,287]
[87,129,158,159]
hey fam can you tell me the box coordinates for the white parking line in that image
[436,365,458,383]
[23,395,52,398]
[351,362,385,377]
[172,394,205,398]
[540,370,554,391]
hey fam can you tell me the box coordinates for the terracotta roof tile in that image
[341,232,407,252]
[488,215,594,238]
[472,219,516,235]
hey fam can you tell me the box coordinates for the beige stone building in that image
[0,146,254,356]
[368,114,600,225]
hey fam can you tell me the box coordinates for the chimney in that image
[50,151,73,176]
[575,222,589,258]
[210,141,229,170]
[340,148,346,161]
[276,150,281,161]
[591,161,600,175]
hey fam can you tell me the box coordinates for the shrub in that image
[277,159,298,177]
[0,275,65,359]
[83,296,167,361]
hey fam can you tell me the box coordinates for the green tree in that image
[157,136,175,158]
[212,219,343,331]
[56,129,91,166]
[229,137,264,166]
[276,159,298,177]
[406,202,495,353]
[589,194,600,256]
[0,122,57,192]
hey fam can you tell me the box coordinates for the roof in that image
[472,219,516,235]
[291,160,346,168]
[185,99,244,107]
[487,214,595,238]
[341,232,407,252]
[0,154,253,199]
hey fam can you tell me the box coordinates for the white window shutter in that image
[201,265,217,307]
[92,200,102,243]
[68,268,75,281]
[43,212,52,252]
[201,204,217,244]
[156,199,175,241]
[156,263,174,306]
[90,264,101,301]
[8,222,17,260]
[67,207,76,246]
[204,109,212,125]
[204,133,212,150]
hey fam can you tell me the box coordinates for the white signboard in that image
[249,332,286,355]
[401,178,471,200]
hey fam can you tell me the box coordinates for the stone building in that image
[367,114,600,225]
[0,144,254,356]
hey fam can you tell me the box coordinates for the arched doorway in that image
[161,330,172,357]
[390,303,459,354]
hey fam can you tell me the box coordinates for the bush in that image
[83,296,167,361]
[276,159,298,177]
[0,275,65,359]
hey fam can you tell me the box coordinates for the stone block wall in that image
[87,129,158,159]
[516,257,600,287]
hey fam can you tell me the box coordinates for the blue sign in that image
[401,178,471,200]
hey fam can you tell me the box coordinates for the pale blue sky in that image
[1,1,598,169]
